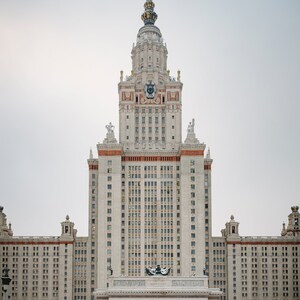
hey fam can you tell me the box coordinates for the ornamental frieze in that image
[140,95,161,105]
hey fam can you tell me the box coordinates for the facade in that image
[209,207,300,300]
[94,276,221,300]
[0,208,88,300]
[1,1,300,300]
[89,0,210,292]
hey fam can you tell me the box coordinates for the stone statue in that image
[145,265,170,276]
[106,122,115,134]
[184,118,200,144]
[103,122,117,144]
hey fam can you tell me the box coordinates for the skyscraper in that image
[87,0,212,290]
[1,1,299,300]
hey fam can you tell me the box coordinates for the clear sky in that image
[0,0,299,237]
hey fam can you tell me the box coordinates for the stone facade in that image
[1,205,299,300]
[91,0,210,291]
[0,213,85,300]
[209,208,300,300]
[94,276,221,300]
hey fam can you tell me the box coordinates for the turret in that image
[222,215,240,238]
[130,0,169,80]
[61,215,76,239]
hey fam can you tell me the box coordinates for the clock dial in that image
[147,86,154,95]
[145,82,156,99]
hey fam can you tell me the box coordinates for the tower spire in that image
[141,0,158,25]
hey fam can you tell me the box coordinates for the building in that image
[209,207,300,300]
[0,207,86,299]
[87,0,211,293]
[0,207,90,300]
[1,205,299,300]
[1,1,299,300]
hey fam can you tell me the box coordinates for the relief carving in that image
[113,280,145,287]
[122,91,134,101]
[172,280,204,287]
[140,95,161,105]
[167,91,179,101]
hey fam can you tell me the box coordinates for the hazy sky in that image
[0,0,299,237]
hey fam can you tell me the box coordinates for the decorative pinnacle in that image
[141,0,158,25]
[206,148,211,159]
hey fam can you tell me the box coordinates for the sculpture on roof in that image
[145,265,170,276]
[103,122,118,144]
[106,122,115,134]
[184,119,200,144]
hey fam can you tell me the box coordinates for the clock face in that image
[147,86,154,95]
[145,82,156,99]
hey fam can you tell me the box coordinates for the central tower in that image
[119,0,182,151]
[88,1,212,293]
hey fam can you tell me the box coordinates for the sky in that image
[0,0,299,238]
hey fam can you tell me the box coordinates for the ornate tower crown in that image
[141,0,158,25]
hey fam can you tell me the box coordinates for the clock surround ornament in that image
[145,81,156,99]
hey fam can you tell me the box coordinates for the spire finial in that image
[89,148,93,159]
[141,0,158,26]
[206,148,211,159]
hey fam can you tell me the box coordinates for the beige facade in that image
[89,0,211,292]
[0,209,89,300]
[209,207,300,300]
[94,276,221,300]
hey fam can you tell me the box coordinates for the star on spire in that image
[141,0,158,25]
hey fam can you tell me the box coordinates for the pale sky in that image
[0,0,299,238]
